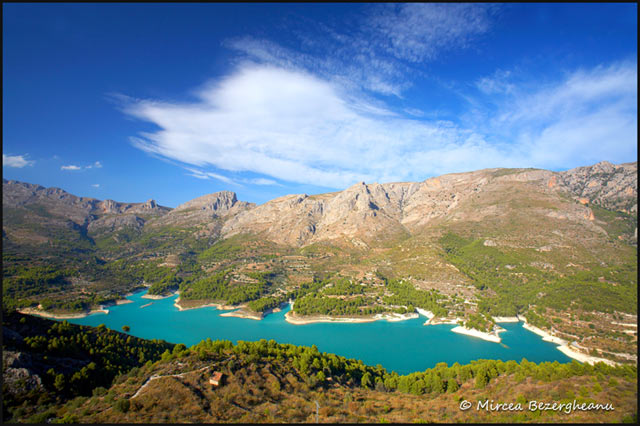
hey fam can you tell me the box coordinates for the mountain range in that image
[2,160,637,366]
[3,160,636,247]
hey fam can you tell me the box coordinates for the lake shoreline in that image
[141,290,179,300]
[451,325,504,343]
[284,310,419,325]
[17,296,139,320]
[63,290,581,374]
[18,306,110,320]
[522,322,619,366]
[173,297,240,312]
[219,308,263,320]
[50,288,623,367]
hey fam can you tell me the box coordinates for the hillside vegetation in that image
[2,313,636,423]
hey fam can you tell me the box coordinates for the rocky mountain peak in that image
[173,191,238,214]
[144,199,158,209]
[101,199,119,213]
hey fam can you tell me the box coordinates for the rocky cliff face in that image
[149,191,255,232]
[2,179,171,240]
[555,161,637,214]
[4,161,636,249]
[221,163,635,247]
[3,180,170,220]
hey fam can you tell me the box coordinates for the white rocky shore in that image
[141,290,179,300]
[451,325,504,343]
[285,311,377,325]
[219,308,263,321]
[375,312,419,322]
[522,323,567,345]
[416,308,435,324]
[492,316,520,323]
[284,309,418,325]
[18,306,109,320]
[173,297,240,312]
[522,322,619,366]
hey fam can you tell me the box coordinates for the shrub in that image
[114,398,130,413]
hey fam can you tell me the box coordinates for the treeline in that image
[2,311,175,422]
[186,338,637,396]
[247,294,288,313]
[2,264,75,309]
[293,295,386,316]
[22,321,175,396]
[321,278,365,296]
[179,269,274,305]
[287,274,449,318]
[147,273,181,296]
[382,278,448,317]
[463,312,495,333]
[97,258,176,289]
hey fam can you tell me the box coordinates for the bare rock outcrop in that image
[153,191,255,230]
[555,161,637,214]
[2,351,44,396]
[2,179,171,240]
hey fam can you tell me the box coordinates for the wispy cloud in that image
[228,4,498,97]
[246,178,279,186]
[476,69,515,95]
[367,3,496,63]
[3,154,34,168]
[124,60,636,188]
[61,165,82,171]
[92,184,100,188]
[473,60,638,168]
[185,167,236,185]
[184,166,280,186]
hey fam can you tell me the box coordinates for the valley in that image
[3,161,637,366]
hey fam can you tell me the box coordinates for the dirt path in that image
[130,362,224,399]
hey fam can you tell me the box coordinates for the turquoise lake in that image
[68,290,572,375]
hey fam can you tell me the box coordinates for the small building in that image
[209,372,224,387]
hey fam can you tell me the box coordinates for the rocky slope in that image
[2,179,171,241]
[149,191,255,234]
[4,161,636,248]
[555,161,637,214]
[221,162,637,247]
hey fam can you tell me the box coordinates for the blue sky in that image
[3,3,637,207]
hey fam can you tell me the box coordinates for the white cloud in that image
[92,184,100,188]
[61,165,82,171]
[3,154,34,168]
[61,161,103,171]
[124,61,637,189]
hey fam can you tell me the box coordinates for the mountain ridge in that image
[5,160,636,248]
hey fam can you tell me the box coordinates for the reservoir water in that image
[68,290,571,374]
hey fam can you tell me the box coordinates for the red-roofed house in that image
[209,372,224,386]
